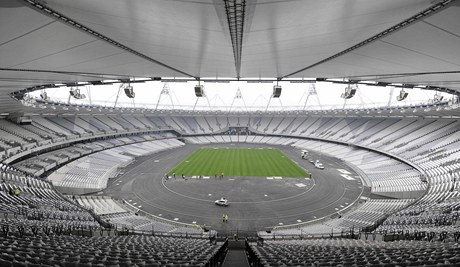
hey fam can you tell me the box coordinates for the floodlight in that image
[195,85,205,97]
[40,91,48,100]
[69,88,86,99]
[272,85,282,98]
[396,89,408,101]
[124,85,135,98]
[341,84,357,99]
[433,93,444,103]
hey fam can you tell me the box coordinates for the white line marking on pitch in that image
[295,183,307,188]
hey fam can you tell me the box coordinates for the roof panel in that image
[241,0,435,78]
[43,0,236,78]
[292,4,460,93]
[0,22,97,68]
[0,4,54,45]
[1,0,460,116]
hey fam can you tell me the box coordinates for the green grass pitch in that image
[167,148,309,177]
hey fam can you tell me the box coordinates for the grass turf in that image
[167,148,308,177]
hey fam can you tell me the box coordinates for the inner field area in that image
[167,147,309,177]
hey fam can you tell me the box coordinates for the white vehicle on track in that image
[315,161,325,169]
[215,198,229,207]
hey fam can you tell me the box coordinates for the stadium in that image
[1,0,460,266]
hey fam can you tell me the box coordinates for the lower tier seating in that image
[249,238,460,267]
[0,234,225,267]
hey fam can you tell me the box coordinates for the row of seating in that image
[249,238,460,267]
[0,234,224,267]
[46,138,184,191]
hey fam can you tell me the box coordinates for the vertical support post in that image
[114,84,123,108]
[387,87,395,107]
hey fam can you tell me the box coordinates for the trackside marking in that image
[338,169,355,180]
[337,169,351,174]
[340,174,356,180]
